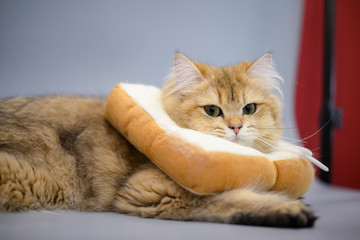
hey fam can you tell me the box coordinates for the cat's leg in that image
[112,165,316,228]
[194,188,316,227]
[0,152,66,211]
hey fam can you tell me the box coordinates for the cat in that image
[0,52,316,228]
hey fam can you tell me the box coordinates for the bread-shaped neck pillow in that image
[105,83,328,199]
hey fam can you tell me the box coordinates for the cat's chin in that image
[226,136,254,149]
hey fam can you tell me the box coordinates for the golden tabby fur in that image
[0,53,316,227]
[163,53,282,153]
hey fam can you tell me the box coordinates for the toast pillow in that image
[105,83,328,199]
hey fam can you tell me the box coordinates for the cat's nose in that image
[229,124,242,135]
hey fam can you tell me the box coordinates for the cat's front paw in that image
[229,200,317,228]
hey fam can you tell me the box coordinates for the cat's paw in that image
[229,200,317,228]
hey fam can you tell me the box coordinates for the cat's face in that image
[162,53,283,153]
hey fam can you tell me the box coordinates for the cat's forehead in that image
[194,81,245,108]
[212,71,261,102]
[204,75,269,110]
[194,63,273,107]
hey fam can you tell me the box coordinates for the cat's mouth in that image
[227,134,252,148]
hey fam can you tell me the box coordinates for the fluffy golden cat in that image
[0,52,316,228]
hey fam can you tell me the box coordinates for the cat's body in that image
[0,53,316,227]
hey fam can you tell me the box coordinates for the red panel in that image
[295,0,324,173]
[332,0,360,189]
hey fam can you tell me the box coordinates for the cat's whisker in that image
[250,138,271,153]
[204,128,226,138]
[258,132,306,144]
[249,122,301,131]
[309,147,321,158]
[247,123,293,131]
[255,137,276,148]
[212,128,225,133]
[256,135,311,160]
[252,121,329,145]
[252,142,267,153]
[253,126,295,130]
[254,129,304,144]
[250,122,283,127]
[254,136,280,152]
[294,115,335,144]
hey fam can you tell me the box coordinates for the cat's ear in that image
[167,52,203,94]
[247,53,283,96]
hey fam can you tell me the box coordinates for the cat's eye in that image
[243,103,257,115]
[204,105,223,117]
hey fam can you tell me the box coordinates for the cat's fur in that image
[163,53,283,153]
[0,53,316,228]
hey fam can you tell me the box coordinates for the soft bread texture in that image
[105,83,314,198]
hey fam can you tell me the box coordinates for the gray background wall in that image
[0,0,303,139]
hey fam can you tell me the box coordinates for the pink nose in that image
[229,124,242,135]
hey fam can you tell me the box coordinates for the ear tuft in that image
[165,52,203,95]
[247,53,283,97]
